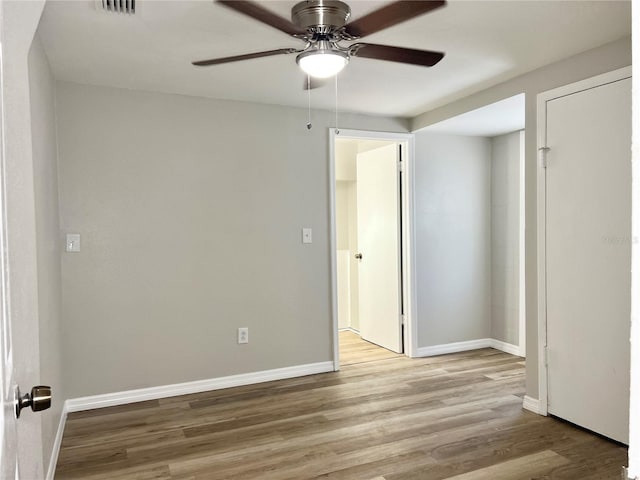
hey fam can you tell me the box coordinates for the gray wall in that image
[28,33,64,471]
[411,36,631,399]
[490,131,522,345]
[414,132,492,347]
[55,81,408,398]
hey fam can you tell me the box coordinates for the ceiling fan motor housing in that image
[291,0,351,32]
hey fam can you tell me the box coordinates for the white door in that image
[0,256,17,480]
[545,76,631,444]
[356,143,402,353]
[0,4,19,474]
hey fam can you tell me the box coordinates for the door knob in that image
[15,385,51,418]
[355,253,363,260]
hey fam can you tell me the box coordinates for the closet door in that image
[545,76,631,444]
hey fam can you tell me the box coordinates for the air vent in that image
[95,0,135,15]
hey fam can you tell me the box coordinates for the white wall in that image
[55,81,408,398]
[335,178,359,331]
[28,32,65,473]
[412,36,631,399]
[335,141,357,182]
[414,132,492,347]
[335,182,350,251]
[335,181,351,330]
[346,182,359,331]
[335,140,361,332]
[490,131,522,346]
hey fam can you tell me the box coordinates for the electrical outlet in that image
[238,327,249,344]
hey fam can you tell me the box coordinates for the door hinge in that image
[398,160,403,172]
[538,146,550,169]
[400,314,405,325]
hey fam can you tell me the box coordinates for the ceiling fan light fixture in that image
[296,49,348,78]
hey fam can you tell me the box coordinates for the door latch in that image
[15,385,52,418]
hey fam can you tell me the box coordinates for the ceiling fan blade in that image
[350,43,444,67]
[217,0,306,36]
[193,48,299,67]
[303,77,329,90]
[344,1,446,38]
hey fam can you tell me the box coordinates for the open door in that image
[356,143,402,353]
[0,249,17,479]
[0,4,19,472]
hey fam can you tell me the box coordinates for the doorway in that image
[329,129,415,369]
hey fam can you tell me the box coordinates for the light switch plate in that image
[302,228,312,244]
[66,233,81,253]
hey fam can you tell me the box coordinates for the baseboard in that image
[416,338,524,358]
[65,361,334,412]
[489,339,524,357]
[416,338,492,357]
[46,406,68,480]
[338,327,360,334]
[523,395,546,415]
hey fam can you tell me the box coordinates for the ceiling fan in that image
[193,0,446,80]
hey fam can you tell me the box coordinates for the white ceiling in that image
[37,0,631,119]
[420,93,524,137]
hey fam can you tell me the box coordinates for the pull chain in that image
[335,74,339,135]
[306,75,312,130]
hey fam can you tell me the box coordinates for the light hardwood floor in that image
[55,331,627,479]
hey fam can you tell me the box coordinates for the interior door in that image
[0,8,19,474]
[356,143,402,353]
[545,76,631,444]
[0,260,17,480]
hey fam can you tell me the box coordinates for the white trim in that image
[522,395,545,415]
[329,129,340,371]
[338,327,360,335]
[489,339,524,357]
[65,361,334,412]
[416,339,492,357]
[536,65,632,419]
[416,338,524,357]
[45,407,68,480]
[631,2,640,475]
[403,134,418,358]
[518,129,526,357]
[536,85,549,417]
[328,128,417,365]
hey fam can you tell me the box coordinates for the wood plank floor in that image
[55,331,627,479]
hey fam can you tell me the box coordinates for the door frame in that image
[536,65,632,416]
[329,128,416,370]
